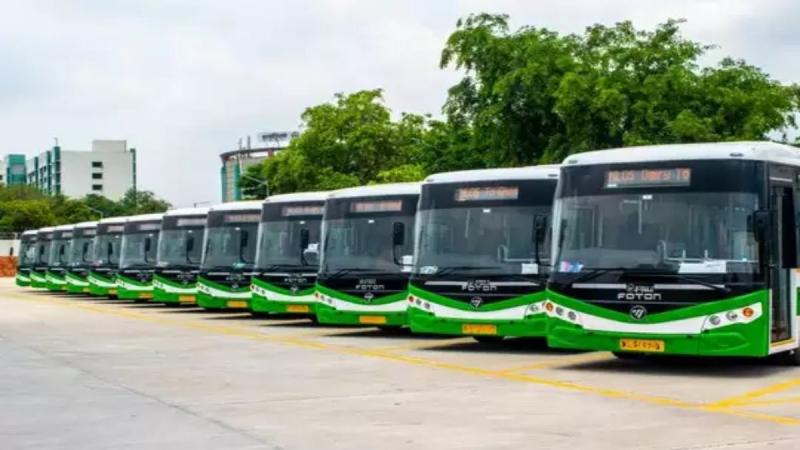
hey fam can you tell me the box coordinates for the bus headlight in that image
[702,303,761,331]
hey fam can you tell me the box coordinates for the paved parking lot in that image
[2,278,800,449]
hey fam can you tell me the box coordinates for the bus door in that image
[768,177,796,346]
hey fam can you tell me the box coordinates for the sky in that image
[1,0,798,207]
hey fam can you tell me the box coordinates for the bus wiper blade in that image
[324,268,381,280]
[625,272,731,294]
[568,267,627,285]
[427,265,503,277]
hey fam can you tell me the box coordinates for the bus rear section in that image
[64,222,98,294]
[88,217,126,297]
[30,227,55,288]
[250,192,327,316]
[315,183,420,327]
[116,214,163,301]
[45,224,75,292]
[196,201,261,310]
[547,141,800,364]
[409,166,559,342]
[15,230,38,287]
[153,208,208,305]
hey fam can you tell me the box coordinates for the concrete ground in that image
[2,279,800,449]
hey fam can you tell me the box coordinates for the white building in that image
[26,140,135,200]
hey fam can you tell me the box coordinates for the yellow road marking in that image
[498,352,615,373]
[6,291,800,427]
[709,378,800,408]
[715,396,800,407]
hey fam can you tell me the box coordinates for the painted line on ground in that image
[498,352,616,373]
[5,290,800,427]
[708,378,800,408]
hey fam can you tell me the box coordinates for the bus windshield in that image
[48,233,73,267]
[157,227,204,267]
[415,205,551,276]
[120,227,160,269]
[256,218,321,269]
[554,191,760,273]
[18,236,37,266]
[202,223,259,270]
[69,235,95,267]
[93,232,123,266]
[322,213,415,274]
[35,238,52,265]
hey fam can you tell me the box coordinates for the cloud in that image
[0,0,797,206]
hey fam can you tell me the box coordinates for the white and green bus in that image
[30,227,55,289]
[197,201,261,310]
[153,208,208,305]
[65,221,98,294]
[45,224,75,292]
[315,183,420,327]
[116,214,163,301]
[250,192,327,316]
[547,142,800,363]
[409,166,559,341]
[88,217,127,297]
[15,230,38,287]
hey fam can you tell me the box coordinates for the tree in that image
[441,15,800,165]
[117,189,171,215]
[0,200,56,233]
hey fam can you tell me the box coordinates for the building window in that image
[92,173,103,179]
[91,161,103,168]
[92,184,103,191]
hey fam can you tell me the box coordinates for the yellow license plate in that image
[138,292,154,299]
[287,304,310,313]
[462,324,497,335]
[178,295,196,304]
[108,289,117,295]
[619,338,665,353]
[227,300,248,309]
[82,288,90,293]
[359,315,387,325]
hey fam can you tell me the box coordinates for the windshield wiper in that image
[323,268,382,280]
[625,272,731,294]
[566,267,629,285]
[425,265,503,277]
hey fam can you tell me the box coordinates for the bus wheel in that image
[612,351,645,360]
[776,349,800,366]
[472,335,504,344]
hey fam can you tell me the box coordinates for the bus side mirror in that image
[59,245,66,256]
[392,222,405,247]
[82,242,90,256]
[749,210,772,242]
[144,237,152,253]
[240,230,249,248]
[186,236,194,253]
[107,242,113,258]
[532,214,548,243]
[299,229,310,251]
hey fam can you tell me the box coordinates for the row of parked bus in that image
[14,142,800,363]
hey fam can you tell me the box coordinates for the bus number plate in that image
[139,292,154,299]
[619,339,664,352]
[178,295,196,304]
[359,315,387,325]
[462,324,497,335]
[227,300,248,309]
[287,304,310,313]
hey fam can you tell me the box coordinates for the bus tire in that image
[776,349,800,366]
[472,335,504,344]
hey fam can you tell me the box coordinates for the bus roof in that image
[74,221,98,229]
[126,213,165,223]
[562,141,800,166]
[164,207,209,217]
[98,216,129,225]
[328,183,421,200]
[424,165,560,184]
[22,230,38,236]
[209,201,263,212]
[263,191,330,204]
[37,227,56,233]
[54,224,75,231]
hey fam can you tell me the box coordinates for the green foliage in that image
[0,186,170,233]
[441,15,800,164]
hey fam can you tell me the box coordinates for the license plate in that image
[108,289,117,295]
[139,292,154,299]
[82,288,90,293]
[619,338,665,353]
[359,315,387,325]
[462,324,497,335]
[227,300,248,309]
[287,304,310,313]
[178,295,196,304]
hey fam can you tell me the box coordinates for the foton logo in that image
[355,279,385,291]
[462,280,498,293]
[617,284,661,301]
